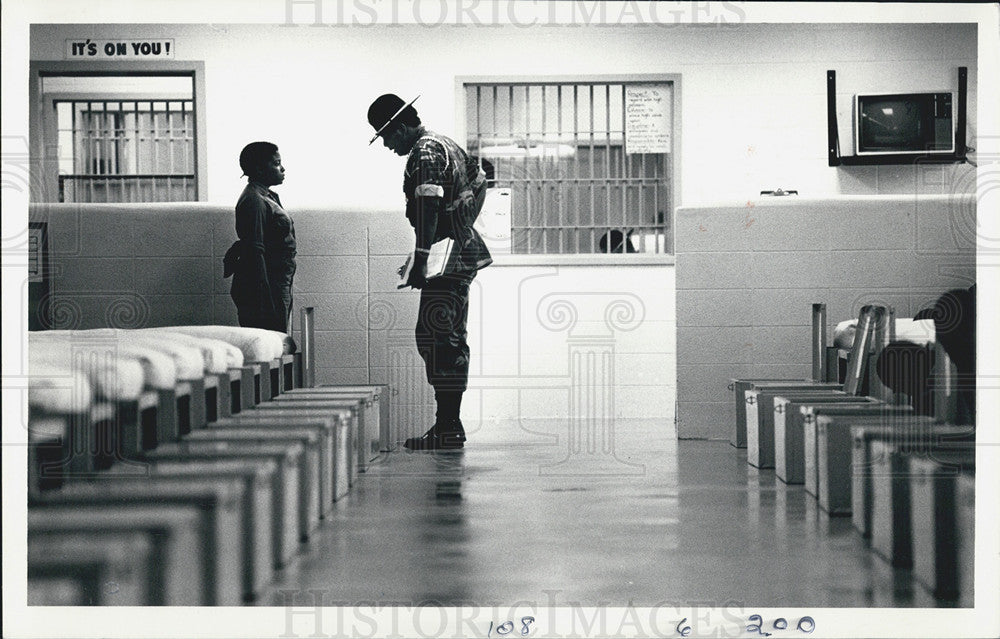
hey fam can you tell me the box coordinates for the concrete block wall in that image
[674,195,977,440]
[28,203,408,388]
[28,203,676,438]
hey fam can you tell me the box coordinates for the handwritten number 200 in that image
[747,615,815,636]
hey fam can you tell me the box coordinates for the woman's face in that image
[255,152,285,186]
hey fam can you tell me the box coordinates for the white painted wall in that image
[465,262,675,423]
[30,22,978,210]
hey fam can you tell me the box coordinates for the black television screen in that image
[855,92,954,155]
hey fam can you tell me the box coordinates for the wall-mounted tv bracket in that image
[827,67,967,167]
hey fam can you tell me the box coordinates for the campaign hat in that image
[367,93,420,145]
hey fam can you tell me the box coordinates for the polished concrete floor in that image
[263,419,942,609]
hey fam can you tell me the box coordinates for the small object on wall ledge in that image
[760,188,798,196]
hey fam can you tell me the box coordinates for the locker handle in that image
[746,396,756,405]
[775,404,785,414]
[803,414,814,424]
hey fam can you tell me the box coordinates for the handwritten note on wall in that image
[625,85,673,154]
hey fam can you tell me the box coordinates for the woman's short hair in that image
[239,141,278,176]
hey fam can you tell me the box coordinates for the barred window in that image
[55,98,195,203]
[34,70,205,203]
[464,81,675,255]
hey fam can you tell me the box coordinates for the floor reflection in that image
[412,451,471,601]
[264,425,942,609]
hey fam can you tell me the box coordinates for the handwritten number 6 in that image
[676,618,692,637]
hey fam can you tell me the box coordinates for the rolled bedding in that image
[28,414,68,443]
[130,328,243,373]
[37,329,205,381]
[894,318,935,346]
[832,318,935,349]
[27,358,93,414]
[157,325,292,361]
[30,331,178,390]
[832,320,857,350]
[29,334,145,401]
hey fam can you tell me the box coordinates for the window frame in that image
[455,73,681,264]
[29,60,208,203]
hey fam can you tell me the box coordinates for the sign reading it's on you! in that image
[625,85,673,154]
[65,39,175,59]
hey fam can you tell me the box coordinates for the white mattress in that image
[894,318,935,346]
[27,359,93,414]
[157,325,291,361]
[28,414,68,442]
[27,326,281,408]
[131,329,243,373]
[39,329,205,381]
[29,335,145,401]
[832,320,858,349]
[832,318,935,349]
[30,332,179,390]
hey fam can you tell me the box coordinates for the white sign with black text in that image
[625,84,673,154]
[65,39,175,59]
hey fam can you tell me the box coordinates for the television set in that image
[854,92,955,155]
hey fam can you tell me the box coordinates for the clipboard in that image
[397,237,454,288]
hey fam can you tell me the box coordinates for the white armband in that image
[415,184,444,198]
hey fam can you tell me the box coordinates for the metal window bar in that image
[606,84,612,254]
[466,81,672,255]
[619,85,627,250]
[556,85,563,254]
[57,99,195,203]
[573,85,580,253]
[540,86,550,253]
[588,85,595,254]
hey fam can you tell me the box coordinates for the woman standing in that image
[225,141,296,334]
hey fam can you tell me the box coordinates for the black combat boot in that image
[403,419,466,450]
[404,390,467,450]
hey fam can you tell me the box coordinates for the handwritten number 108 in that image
[488,617,535,637]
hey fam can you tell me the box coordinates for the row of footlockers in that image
[730,303,975,606]
[27,316,390,605]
